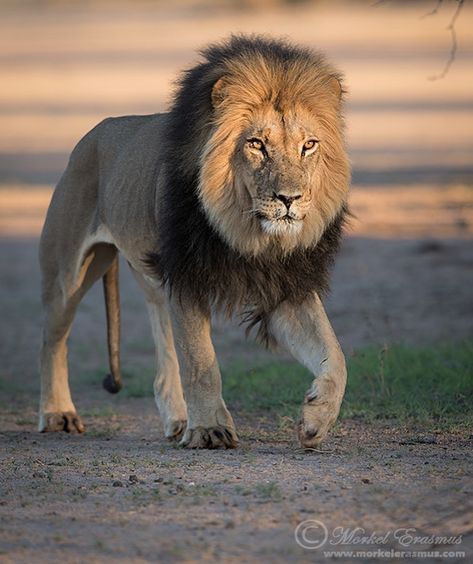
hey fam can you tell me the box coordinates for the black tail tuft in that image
[102,373,122,394]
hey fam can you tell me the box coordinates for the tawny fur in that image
[39,35,349,449]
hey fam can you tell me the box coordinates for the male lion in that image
[39,36,350,449]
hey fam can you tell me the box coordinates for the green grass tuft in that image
[222,342,473,429]
[255,481,283,501]
[121,368,155,398]
[343,342,473,427]
[223,361,310,415]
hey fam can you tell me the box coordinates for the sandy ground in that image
[1,2,473,562]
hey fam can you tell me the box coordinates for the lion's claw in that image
[298,419,325,448]
[180,426,239,449]
[40,411,85,434]
[165,419,187,441]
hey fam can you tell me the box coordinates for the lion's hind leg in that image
[39,241,117,433]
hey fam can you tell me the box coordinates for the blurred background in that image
[1,4,472,559]
[1,0,472,383]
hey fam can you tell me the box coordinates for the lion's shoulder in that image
[94,113,166,152]
[72,113,166,157]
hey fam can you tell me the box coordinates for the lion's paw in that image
[39,411,85,434]
[179,426,239,449]
[297,390,340,449]
[298,417,333,448]
[165,419,187,441]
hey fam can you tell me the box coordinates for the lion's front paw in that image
[298,416,333,448]
[39,411,85,434]
[297,389,340,449]
[180,426,239,449]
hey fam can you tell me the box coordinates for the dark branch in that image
[429,0,465,80]
[421,0,444,19]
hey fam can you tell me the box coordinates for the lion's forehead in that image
[246,107,318,145]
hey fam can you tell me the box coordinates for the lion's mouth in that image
[255,211,302,223]
[259,215,304,236]
[277,214,296,223]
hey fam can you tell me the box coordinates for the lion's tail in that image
[102,254,123,394]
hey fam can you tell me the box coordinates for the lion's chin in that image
[260,218,303,237]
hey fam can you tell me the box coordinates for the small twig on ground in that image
[295,447,334,454]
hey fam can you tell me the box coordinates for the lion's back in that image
[92,113,167,181]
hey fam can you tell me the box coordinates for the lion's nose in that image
[273,192,302,209]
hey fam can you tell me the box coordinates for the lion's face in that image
[236,105,321,239]
[197,56,350,257]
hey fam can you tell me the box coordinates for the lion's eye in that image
[247,138,265,152]
[302,139,318,156]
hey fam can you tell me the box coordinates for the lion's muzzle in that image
[273,191,302,210]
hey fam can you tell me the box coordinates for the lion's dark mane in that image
[147,36,348,343]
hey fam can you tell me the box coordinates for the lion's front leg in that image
[270,293,347,448]
[169,297,238,449]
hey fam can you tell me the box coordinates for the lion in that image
[39,35,350,449]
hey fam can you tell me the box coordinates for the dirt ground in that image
[1,2,473,562]
[1,413,472,563]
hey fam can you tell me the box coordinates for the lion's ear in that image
[327,75,344,102]
[211,77,228,108]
